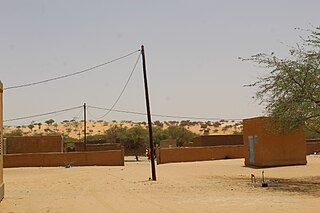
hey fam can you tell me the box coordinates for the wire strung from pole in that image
[21,106,83,125]
[88,52,142,120]
[4,103,242,125]
[87,109,102,120]
[87,105,243,121]
[71,107,83,121]
[4,49,140,91]
[4,105,83,122]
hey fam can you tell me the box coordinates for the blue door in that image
[248,136,254,164]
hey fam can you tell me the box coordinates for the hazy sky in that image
[1,0,319,125]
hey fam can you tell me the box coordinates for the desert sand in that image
[1,156,320,213]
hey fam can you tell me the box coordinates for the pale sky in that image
[1,0,319,125]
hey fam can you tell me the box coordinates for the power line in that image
[88,53,141,120]
[21,106,83,125]
[4,50,140,91]
[4,104,243,124]
[4,106,83,122]
[87,105,243,121]
[72,107,84,121]
[88,105,146,117]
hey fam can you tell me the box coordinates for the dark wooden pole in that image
[83,103,87,151]
[141,45,157,181]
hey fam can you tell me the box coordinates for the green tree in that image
[242,27,320,133]
[164,126,195,147]
[45,119,55,126]
[200,123,208,129]
[153,120,164,128]
[152,126,169,146]
[121,126,148,161]
[180,120,192,127]
[105,125,127,143]
[212,122,221,128]
[37,123,42,130]
[28,124,34,131]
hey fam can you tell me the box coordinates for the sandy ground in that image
[1,156,320,213]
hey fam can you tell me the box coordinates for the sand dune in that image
[4,120,243,138]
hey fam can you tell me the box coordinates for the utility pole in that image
[141,45,157,181]
[83,103,87,152]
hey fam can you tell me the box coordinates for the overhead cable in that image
[87,105,242,121]
[4,49,140,90]
[4,104,242,124]
[88,52,141,119]
[4,106,83,122]
[19,106,83,125]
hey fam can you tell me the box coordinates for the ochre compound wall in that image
[189,135,243,147]
[306,141,320,155]
[72,142,122,152]
[0,81,4,201]
[160,139,177,148]
[243,117,306,167]
[157,145,244,164]
[6,135,63,154]
[73,142,144,156]
[4,150,124,168]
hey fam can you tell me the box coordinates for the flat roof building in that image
[243,117,306,167]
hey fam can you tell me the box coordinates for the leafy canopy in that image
[242,27,320,133]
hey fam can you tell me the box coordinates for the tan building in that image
[0,81,4,201]
[243,117,306,167]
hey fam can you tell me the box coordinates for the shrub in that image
[153,120,164,128]
[232,130,243,135]
[200,124,208,129]
[4,129,23,137]
[212,122,221,128]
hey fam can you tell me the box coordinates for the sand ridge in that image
[4,120,243,139]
